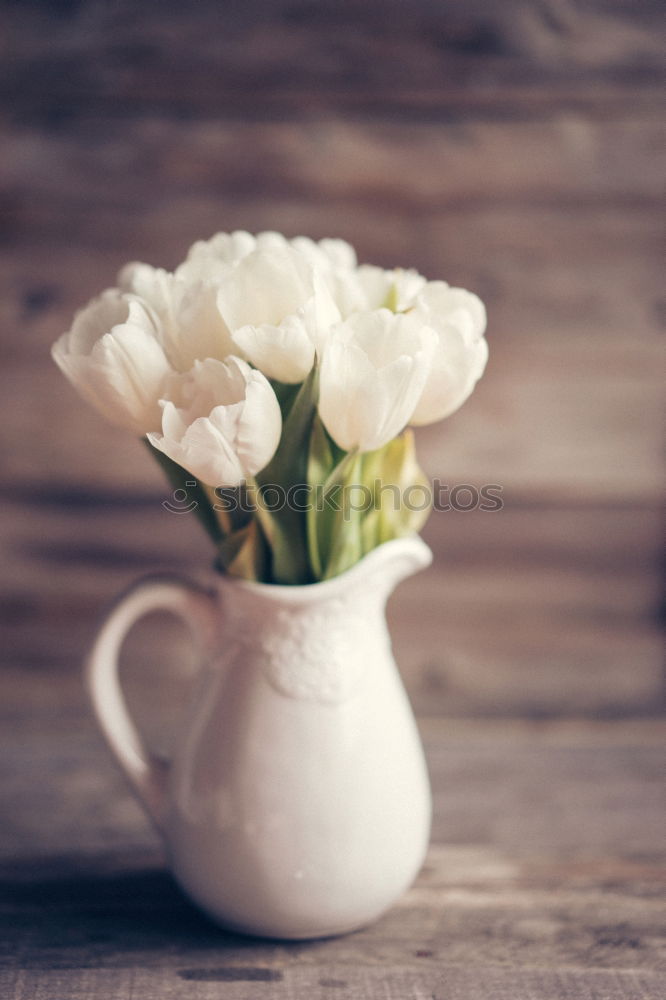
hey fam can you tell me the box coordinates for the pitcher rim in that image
[216,534,432,603]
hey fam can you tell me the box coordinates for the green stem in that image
[245,475,277,547]
[322,451,364,580]
[321,447,359,496]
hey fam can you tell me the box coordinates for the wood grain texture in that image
[1,706,664,997]
[1,967,663,1000]
[2,0,664,120]
[0,0,663,717]
[1,493,661,716]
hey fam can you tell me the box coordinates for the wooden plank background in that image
[1,0,662,720]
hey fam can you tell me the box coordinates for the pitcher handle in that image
[85,574,218,832]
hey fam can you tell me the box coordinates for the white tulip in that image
[175,230,260,284]
[289,237,365,318]
[318,309,437,452]
[289,236,357,272]
[178,231,360,320]
[409,282,488,425]
[216,246,340,383]
[51,289,172,434]
[147,357,282,487]
[356,265,426,311]
[177,231,357,283]
[119,262,234,370]
[175,230,297,286]
[324,262,425,319]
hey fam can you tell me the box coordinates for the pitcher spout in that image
[347,535,433,599]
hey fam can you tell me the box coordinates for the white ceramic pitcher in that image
[86,535,433,939]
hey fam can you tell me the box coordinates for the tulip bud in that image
[409,283,488,425]
[147,356,282,487]
[51,289,172,435]
[318,309,437,453]
[119,262,234,371]
[216,247,341,384]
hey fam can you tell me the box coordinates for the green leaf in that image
[359,430,432,553]
[306,413,338,579]
[255,368,319,584]
[270,379,301,419]
[306,426,431,581]
[320,450,364,580]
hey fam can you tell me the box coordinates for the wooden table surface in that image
[2,694,665,999]
[1,1,664,996]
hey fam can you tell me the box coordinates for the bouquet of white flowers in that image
[52,232,487,584]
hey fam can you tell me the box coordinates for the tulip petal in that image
[51,289,172,434]
[318,310,437,452]
[232,317,315,384]
[120,262,234,370]
[147,357,282,487]
[409,283,489,425]
[217,247,316,331]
